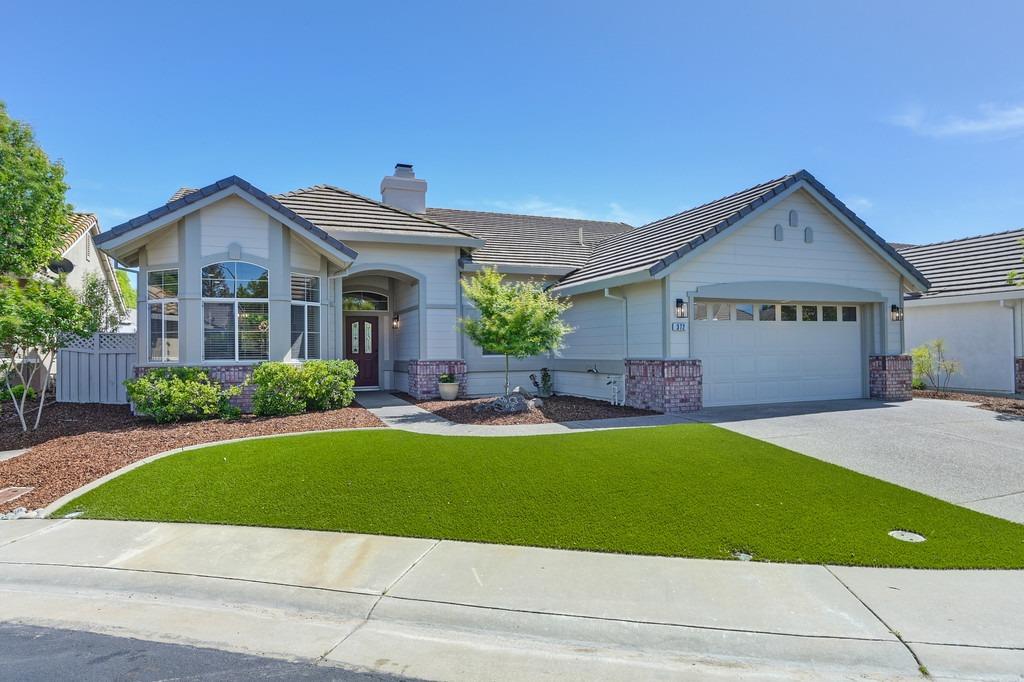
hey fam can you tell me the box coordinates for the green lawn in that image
[58,424,1024,568]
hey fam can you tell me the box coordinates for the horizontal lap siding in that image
[200,197,270,259]
[669,190,902,357]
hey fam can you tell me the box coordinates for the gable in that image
[673,189,904,290]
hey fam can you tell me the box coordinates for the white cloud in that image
[891,103,1024,138]
[847,196,873,212]
[465,197,652,225]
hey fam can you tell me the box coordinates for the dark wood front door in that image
[346,316,379,387]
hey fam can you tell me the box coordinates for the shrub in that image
[125,367,240,423]
[250,362,306,417]
[301,360,357,411]
[911,339,962,391]
[7,384,37,401]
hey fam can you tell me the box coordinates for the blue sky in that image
[4,1,1024,245]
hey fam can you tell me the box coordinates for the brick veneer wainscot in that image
[408,359,467,399]
[1016,358,1024,395]
[134,365,256,413]
[625,359,703,414]
[868,355,912,401]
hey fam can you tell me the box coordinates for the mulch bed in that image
[400,393,657,425]
[914,389,1024,417]
[0,400,384,513]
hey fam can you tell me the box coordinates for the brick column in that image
[625,359,702,414]
[1016,358,1024,394]
[407,360,467,399]
[868,355,912,401]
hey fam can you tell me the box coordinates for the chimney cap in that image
[395,163,413,169]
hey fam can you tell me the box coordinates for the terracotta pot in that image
[438,382,460,401]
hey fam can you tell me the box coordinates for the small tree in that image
[79,272,122,332]
[459,269,573,396]
[910,339,962,391]
[0,102,72,276]
[0,275,97,430]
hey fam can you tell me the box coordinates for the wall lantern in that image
[392,314,400,329]
[675,298,688,319]
[890,304,904,322]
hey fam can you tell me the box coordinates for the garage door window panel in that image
[842,306,858,322]
[759,304,776,321]
[735,303,754,321]
[801,305,818,322]
[822,305,838,322]
[711,303,731,321]
[780,305,797,321]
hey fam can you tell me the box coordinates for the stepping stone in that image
[0,449,28,463]
[0,487,33,505]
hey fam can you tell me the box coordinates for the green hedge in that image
[125,367,240,423]
[251,360,358,417]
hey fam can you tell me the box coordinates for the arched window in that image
[342,291,388,311]
[201,261,269,361]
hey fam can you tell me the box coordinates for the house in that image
[93,165,928,413]
[57,212,128,318]
[899,231,1024,393]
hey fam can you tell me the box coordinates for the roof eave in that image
[94,176,358,266]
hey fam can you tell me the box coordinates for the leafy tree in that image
[79,272,122,332]
[910,339,962,392]
[0,102,73,276]
[114,269,136,309]
[0,275,97,430]
[459,269,572,396]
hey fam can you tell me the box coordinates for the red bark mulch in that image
[914,389,1024,417]
[0,400,384,513]
[399,393,657,426]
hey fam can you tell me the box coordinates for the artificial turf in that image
[57,424,1024,568]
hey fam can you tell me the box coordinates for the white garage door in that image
[692,301,864,407]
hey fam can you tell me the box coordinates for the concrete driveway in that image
[689,397,1024,523]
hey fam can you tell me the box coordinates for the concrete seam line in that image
[0,520,73,551]
[314,539,443,665]
[0,560,380,598]
[824,565,929,675]
[373,593,899,644]
[959,488,1024,504]
[903,640,1024,652]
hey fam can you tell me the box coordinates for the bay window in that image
[202,261,269,361]
[290,273,321,360]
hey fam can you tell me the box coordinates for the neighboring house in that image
[93,165,927,413]
[58,212,128,318]
[899,231,1024,394]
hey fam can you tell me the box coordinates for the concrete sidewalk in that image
[2,520,1022,680]
[357,390,689,436]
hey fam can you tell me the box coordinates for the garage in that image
[691,300,865,407]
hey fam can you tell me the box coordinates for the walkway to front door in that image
[345,316,379,387]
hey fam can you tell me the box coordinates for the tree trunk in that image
[504,354,510,396]
[33,365,52,430]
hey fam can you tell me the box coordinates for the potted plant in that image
[437,372,460,401]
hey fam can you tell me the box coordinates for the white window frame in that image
[201,261,270,363]
[147,268,179,363]
[290,273,322,360]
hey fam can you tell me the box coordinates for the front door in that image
[346,316,379,387]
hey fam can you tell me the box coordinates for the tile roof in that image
[94,176,358,260]
[63,212,98,253]
[556,170,928,290]
[425,207,632,268]
[900,229,1024,299]
[276,185,479,241]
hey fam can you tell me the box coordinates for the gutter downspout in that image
[604,287,627,406]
